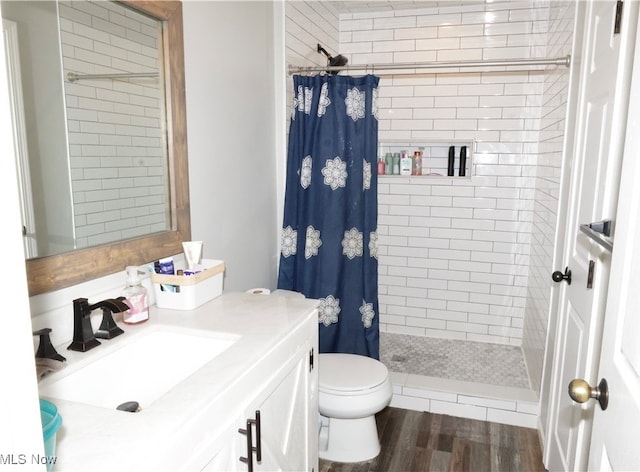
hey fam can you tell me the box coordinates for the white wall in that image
[182,1,278,292]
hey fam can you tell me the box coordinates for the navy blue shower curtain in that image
[277,74,380,359]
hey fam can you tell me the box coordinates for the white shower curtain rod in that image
[288,54,571,75]
[66,71,159,82]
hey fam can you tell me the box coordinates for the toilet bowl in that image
[318,353,392,463]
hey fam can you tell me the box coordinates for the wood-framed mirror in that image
[25,0,190,296]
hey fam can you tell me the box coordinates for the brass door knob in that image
[568,378,609,410]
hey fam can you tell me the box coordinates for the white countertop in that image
[38,292,319,472]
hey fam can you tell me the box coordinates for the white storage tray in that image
[151,259,224,310]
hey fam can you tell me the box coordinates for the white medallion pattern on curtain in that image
[305,225,322,259]
[342,228,364,259]
[301,156,312,189]
[321,156,348,190]
[345,87,366,121]
[319,295,341,326]
[360,300,375,328]
[369,231,378,260]
[318,82,331,117]
[292,85,313,119]
[363,159,372,190]
[281,226,297,257]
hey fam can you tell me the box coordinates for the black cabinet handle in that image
[238,418,254,472]
[238,410,261,471]
[254,410,262,462]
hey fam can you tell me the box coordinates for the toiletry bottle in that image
[122,266,149,324]
[392,152,401,175]
[447,146,455,176]
[158,256,175,275]
[413,150,423,175]
[377,157,385,175]
[400,151,412,176]
[459,146,467,176]
[385,152,393,175]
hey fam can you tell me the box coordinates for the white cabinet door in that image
[202,348,314,472]
[254,349,312,471]
[236,344,316,472]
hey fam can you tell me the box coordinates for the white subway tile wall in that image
[338,2,550,345]
[59,1,168,249]
[285,1,340,114]
[522,0,574,395]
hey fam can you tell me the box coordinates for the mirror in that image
[2,0,190,296]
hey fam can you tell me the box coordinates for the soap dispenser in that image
[122,266,149,324]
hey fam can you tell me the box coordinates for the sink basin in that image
[39,328,238,410]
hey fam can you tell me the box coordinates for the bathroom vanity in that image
[37,292,319,471]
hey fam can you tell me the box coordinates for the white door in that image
[587,11,640,468]
[545,1,638,470]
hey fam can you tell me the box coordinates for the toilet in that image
[318,353,392,463]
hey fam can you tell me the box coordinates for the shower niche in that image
[378,140,475,178]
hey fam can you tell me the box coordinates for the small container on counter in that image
[377,157,386,175]
[151,259,225,310]
[122,266,149,324]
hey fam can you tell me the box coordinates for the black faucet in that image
[68,297,130,352]
[33,328,66,362]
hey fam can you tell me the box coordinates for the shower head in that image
[329,54,348,67]
[317,43,348,75]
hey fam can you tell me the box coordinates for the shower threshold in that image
[380,332,538,428]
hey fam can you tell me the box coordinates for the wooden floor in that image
[319,407,547,472]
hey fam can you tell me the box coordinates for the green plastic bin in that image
[40,399,62,471]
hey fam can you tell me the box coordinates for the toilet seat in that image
[319,353,388,393]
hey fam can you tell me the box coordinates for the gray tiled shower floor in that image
[380,332,531,389]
